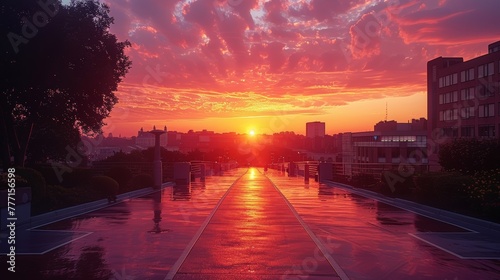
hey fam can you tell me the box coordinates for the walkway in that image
[169,168,343,279]
[265,169,500,279]
[1,167,500,279]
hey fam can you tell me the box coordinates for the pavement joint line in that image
[324,180,480,234]
[325,180,500,260]
[164,169,249,280]
[1,183,175,256]
[409,232,500,260]
[10,231,94,256]
[408,233,472,260]
[262,170,350,280]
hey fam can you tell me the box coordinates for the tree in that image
[0,0,131,167]
[439,138,500,174]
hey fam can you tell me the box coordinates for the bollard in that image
[304,164,309,184]
[288,162,296,177]
[174,162,191,185]
[318,162,333,182]
[200,164,206,181]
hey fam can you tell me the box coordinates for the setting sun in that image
[249,130,255,136]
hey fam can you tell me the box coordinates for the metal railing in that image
[92,160,240,184]
[268,160,429,182]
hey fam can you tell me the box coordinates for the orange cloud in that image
[99,0,499,136]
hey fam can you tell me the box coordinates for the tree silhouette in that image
[1,0,131,166]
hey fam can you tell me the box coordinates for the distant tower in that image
[306,121,325,138]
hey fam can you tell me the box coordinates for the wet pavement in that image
[264,169,500,279]
[1,169,247,279]
[1,167,500,279]
[173,168,340,279]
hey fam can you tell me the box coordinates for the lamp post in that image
[149,125,166,189]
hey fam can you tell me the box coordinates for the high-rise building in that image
[427,41,500,170]
[427,41,500,141]
[306,121,326,138]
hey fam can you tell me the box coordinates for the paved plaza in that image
[1,168,499,279]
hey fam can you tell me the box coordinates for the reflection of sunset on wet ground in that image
[3,168,499,279]
[100,0,500,136]
[265,169,500,279]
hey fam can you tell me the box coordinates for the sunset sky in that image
[97,0,500,137]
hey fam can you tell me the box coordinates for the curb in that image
[324,180,500,235]
[25,182,174,230]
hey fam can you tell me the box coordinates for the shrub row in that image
[2,167,154,215]
[345,170,499,222]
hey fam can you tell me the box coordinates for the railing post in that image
[200,164,206,181]
[304,164,309,184]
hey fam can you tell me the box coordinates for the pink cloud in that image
[98,0,500,134]
[394,0,500,45]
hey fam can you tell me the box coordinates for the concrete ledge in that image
[393,197,500,233]
[25,182,174,230]
[325,180,500,235]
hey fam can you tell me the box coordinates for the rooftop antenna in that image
[385,102,388,122]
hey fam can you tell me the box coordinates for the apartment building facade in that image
[427,41,500,170]
[427,41,500,141]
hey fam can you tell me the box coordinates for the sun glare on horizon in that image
[249,129,255,136]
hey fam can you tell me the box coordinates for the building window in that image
[443,127,458,137]
[478,84,495,98]
[461,87,475,100]
[441,109,459,121]
[438,73,459,88]
[461,107,475,119]
[446,110,452,121]
[461,68,475,82]
[461,126,475,138]
[478,125,495,137]
[478,62,494,78]
[380,136,416,142]
[478,104,495,117]
[439,91,459,104]
[416,136,427,143]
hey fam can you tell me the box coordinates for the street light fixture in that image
[149,125,166,189]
